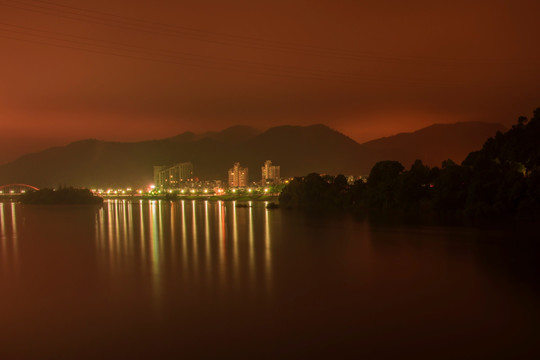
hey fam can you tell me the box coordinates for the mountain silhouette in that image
[196,125,261,143]
[0,122,504,188]
[361,121,505,168]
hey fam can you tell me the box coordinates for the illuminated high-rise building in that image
[228,162,248,187]
[261,160,281,185]
[154,162,194,189]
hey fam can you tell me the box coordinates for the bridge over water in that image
[0,184,40,196]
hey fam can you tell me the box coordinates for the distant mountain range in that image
[361,121,507,168]
[0,122,505,188]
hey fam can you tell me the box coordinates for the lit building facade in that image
[154,162,194,189]
[261,160,281,185]
[228,162,248,187]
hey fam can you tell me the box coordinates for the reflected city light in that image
[0,203,19,276]
[218,201,226,288]
[0,202,6,241]
[114,201,121,263]
[150,201,161,277]
[127,201,134,255]
[264,206,272,296]
[0,202,7,271]
[204,201,212,280]
[232,201,239,286]
[140,200,146,263]
[158,201,165,274]
[10,203,17,256]
[191,200,199,281]
[181,200,188,278]
[121,201,128,256]
[93,199,274,304]
[248,204,255,288]
[170,202,177,270]
[107,201,116,272]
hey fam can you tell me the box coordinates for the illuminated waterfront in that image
[0,200,539,358]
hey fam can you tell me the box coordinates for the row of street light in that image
[91,186,274,196]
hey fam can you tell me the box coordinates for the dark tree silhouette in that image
[279,108,540,223]
[367,160,404,209]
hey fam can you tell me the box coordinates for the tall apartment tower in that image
[153,162,194,188]
[261,160,281,185]
[154,166,167,187]
[228,162,248,187]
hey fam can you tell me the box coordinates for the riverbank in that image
[101,194,279,202]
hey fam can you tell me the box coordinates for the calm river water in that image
[0,200,538,358]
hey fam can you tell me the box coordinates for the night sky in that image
[1,0,539,164]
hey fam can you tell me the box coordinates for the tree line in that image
[20,186,103,205]
[279,108,540,222]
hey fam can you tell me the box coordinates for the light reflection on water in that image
[0,202,18,277]
[249,202,255,289]
[204,201,211,283]
[94,199,275,303]
[264,204,272,294]
[0,203,8,275]
[191,200,198,283]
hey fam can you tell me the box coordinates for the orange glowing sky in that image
[1,0,539,164]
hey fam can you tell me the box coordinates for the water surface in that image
[0,200,538,358]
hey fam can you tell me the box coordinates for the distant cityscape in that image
[149,160,283,196]
[0,158,365,197]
